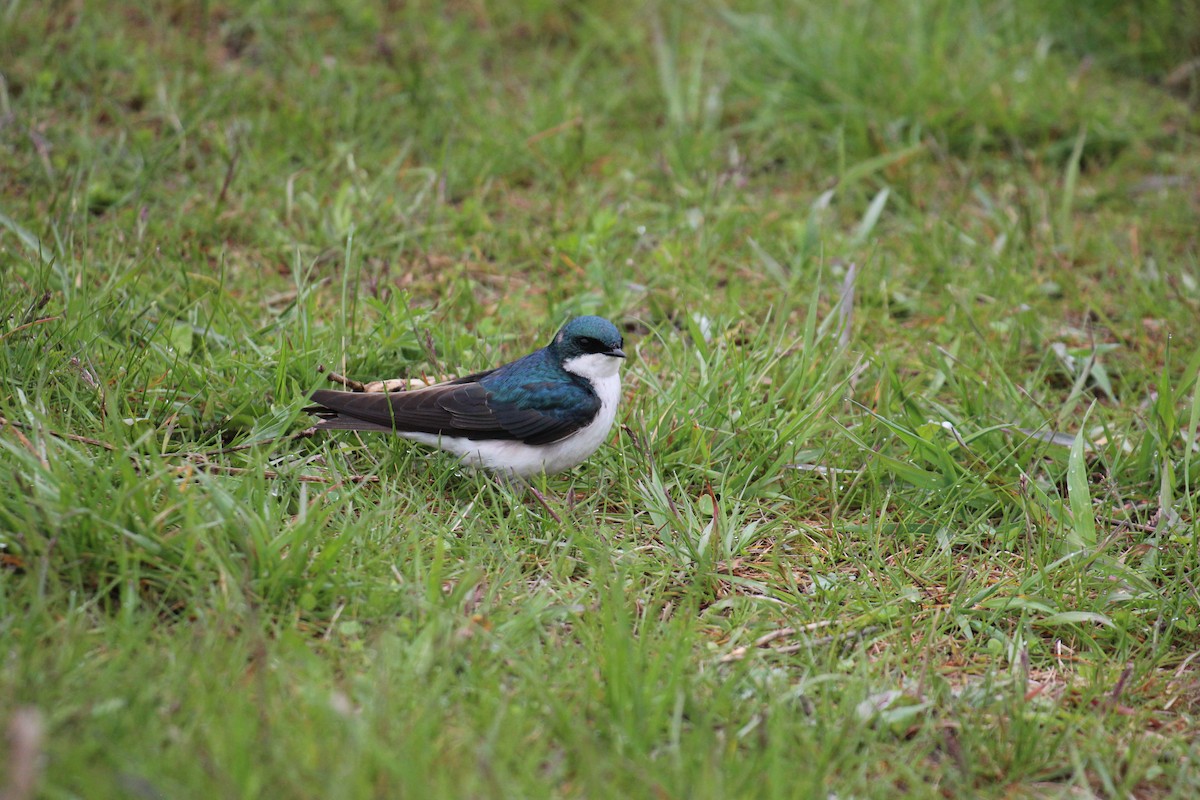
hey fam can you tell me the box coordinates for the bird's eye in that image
[579,336,606,353]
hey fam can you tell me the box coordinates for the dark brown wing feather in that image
[306,375,596,445]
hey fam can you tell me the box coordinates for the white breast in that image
[398,354,623,477]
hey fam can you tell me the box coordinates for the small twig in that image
[525,483,563,524]
[0,415,117,451]
[752,621,834,648]
[620,423,641,452]
[753,627,797,647]
[0,316,61,342]
[320,367,367,392]
[717,648,748,664]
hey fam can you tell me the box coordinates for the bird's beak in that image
[609,348,627,359]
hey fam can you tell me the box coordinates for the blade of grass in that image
[1066,402,1097,549]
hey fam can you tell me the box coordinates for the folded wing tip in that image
[309,417,397,433]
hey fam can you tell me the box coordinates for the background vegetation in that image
[2,0,1199,797]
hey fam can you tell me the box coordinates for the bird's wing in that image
[307,378,599,445]
[485,380,601,445]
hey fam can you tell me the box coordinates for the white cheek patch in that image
[562,352,622,380]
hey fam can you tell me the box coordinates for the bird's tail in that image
[305,390,398,432]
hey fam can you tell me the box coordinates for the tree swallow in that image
[306,316,626,477]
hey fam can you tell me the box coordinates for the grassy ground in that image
[3,1,1200,797]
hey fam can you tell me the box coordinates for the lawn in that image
[2,1,1200,797]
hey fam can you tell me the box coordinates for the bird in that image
[306,316,626,478]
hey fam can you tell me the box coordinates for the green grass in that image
[3,0,1200,797]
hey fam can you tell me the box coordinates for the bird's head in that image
[552,316,626,379]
